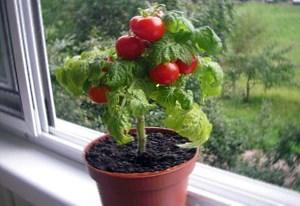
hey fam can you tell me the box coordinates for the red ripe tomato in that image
[116,35,145,60]
[130,16,165,42]
[176,56,198,74]
[88,86,110,104]
[149,62,180,85]
[129,16,143,30]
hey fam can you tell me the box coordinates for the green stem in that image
[137,115,146,154]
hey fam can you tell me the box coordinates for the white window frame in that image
[0,0,102,161]
[0,0,40,137]
[0,1,299,206]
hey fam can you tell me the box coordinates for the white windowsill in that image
[0,127,299,206]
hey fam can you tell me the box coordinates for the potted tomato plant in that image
[55,4,223,206]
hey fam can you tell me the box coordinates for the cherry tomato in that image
[129,16,143,30]
[149,62,180,85]
[88,86,110,104]
[176,56,198,74]
[116,35,145,60]
[130,16,165,42]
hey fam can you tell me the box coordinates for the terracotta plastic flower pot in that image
[84,127,199,206]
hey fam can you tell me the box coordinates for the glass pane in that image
[0,2,18,91]
[41,0,300,193]
[0,1,23,118]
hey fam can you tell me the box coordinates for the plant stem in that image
[137,115,146,154]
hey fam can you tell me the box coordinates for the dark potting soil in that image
[86,131,197,173]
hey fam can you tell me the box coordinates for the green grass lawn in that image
[237,2,300,66]
[222,2,300,145]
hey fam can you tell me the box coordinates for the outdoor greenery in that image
[41,0,300,191]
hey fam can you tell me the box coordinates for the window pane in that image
[0,2,18,91]
[0,1,23,118]
[40,0,300,192]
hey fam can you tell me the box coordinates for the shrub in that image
[201,99,249,168]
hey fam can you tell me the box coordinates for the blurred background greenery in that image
[41,0,300,191]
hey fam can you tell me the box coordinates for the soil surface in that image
[86,130,197,173]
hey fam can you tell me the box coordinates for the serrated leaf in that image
[127,87,155,117]
[147,34,194,65]
[55,49,116,96]
[103,108,133,144]
[104,60,142,88]
[175,89,193,110]
[103,90,133,144]
[55,56,89,96]
[164,103,212,147]
[173,31,194,44]
[163,11,195,33]
[192,26,222,55]
[103,85,154,144]
[198,60,224,97]
[149,85,193,111]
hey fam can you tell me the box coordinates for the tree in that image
[258,45,294,91]
[224,11,294,101]
[179,0,234,48]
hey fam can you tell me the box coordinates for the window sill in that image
[0,127,299,206]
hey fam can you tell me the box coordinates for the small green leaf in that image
[146,34,194,65]
[55,56,89,96]
[163,11,195,33]
[175,89,193,110]
[104,60,142,88]
[103,85,154,144]
[164,103,212,147]
[198,60,224,97]
[192,26,222,55]
[150,86,193,111]
[103,90,133,145]
[103,108,133,144]
[127,87,155,117]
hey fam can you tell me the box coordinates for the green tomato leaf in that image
[146,34,194,65]
[197,59,224,97]
[164,103,212,147]
[175,89,193,110]
[103,89,133,145]
[127,86,155,117]
[104,60,143,88]
[192,26,222,55]
[55,49,115,96]
[82,49,115,85]
[163,11,195,33]
[55,56,89,96]
[150,85,193,111]
[102,85,154,144]
[103,108,133,144]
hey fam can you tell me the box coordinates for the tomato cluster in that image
[150,56,198,85]
[116,15,165,60]
[89,12,199,103]
[115,13,200,86]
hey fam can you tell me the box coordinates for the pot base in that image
[98,178,188,206]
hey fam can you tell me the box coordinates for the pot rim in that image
[84,127,199,179]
